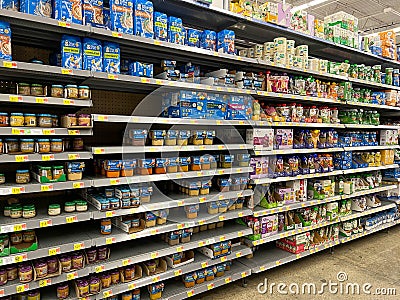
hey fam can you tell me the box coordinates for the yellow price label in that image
[63,99,71,105]
[177,200,185,206]
[61,68,73,75]
[220,256,227,262]
[236,251,242,258]
[207,283,214,290]
[174,269,182,276]
[176,246,183,252]
[13,224,24,231]
[110,179,120,185]
[66,272,77,280]
[73,182,84,189]
[106,237,115,245]
[66,216,77,223]
[95,265,105,273]
[16,284,26,293]
[9,95,21,102]
[14,255,24,263]
[105,211,114,218]
[111,31,122,38]
[155,79,162,85]
[15,155,28,162]
[42,154,54,161]
[74,243,83,250]
[238,231,244,237]
[241,271,247,278]
[219,216,226,221]
[103,290,113,298]
[150,252,159,259]
[198,220,205,225]
[58,21,70,27]
[238,212,244,217]
[152,276,160,282]
[201,262,208,268]
[140,78,150,83]
[128,283,136,290]
[35,97,48,104]
[154,40,161,46]
[198,241,205,247]
[296,254,301,259]
[39,279,50,288]
[219,235,226,242]
[276,260,281,265]
[199,197,206,203]
[218,170,224,175]
[260,266,266,271]
[41,184,54,192]
[68,153,79,160]
[68,130,79,135]
[3,61,16,68]
[40,220,51,227]
[11,128,21,135]
[48,247,60,256]
[187,290,194,297]
[108,74,118,80]
[225,277,232,284]
[177,223,184,230]
[93,148,105,154]
[122,259,130,267]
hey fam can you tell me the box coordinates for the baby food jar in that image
[38,139,51,153]
[30,84,44,96]
[178,130,190,146]
[150,130,166,146]
[165,130,178,146]
[60,255,72,272]
[73,138,84,150]
[64,202,75,213]
[6,266,17,281]
[51,85,64,98]
[76,201,87,212]
[57,283,69,299]
[20,139,35,153]
[78,86,90,99]
[191,130,204,145]
[47,257,59,274]
[18,264,33,283]
[34,261,48,278]
[50,139,63,152]
[48,204,61,216]
[38,114,53,128]
[10,113,24,127]
[0,113,8,127]
[16,170,30,184]
[22,205,36,218]
[23,230,35,243]
[17,83,30,95]
[24,114,37,127]
[10,206,22,219]
[72,253,84,269]
[7,139,19,153]
[101,218,112,235]
[53,166,65,180]
[66,85,79,99]
[129,129,147,146]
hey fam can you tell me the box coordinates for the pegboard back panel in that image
[13,44,52,65]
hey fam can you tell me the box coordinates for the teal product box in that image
[206,97,227,120]
[110,0,133,34]
[103,42,120,74]
[186,28,201,47]
[0,21,11,61]
[167,16,183,44]
[133,0,154,38]
[217,29,235,54]
[53,0,83,24]
[83,0,103,26]
[179,98,206,119]
[61,35,82,70]
[200,30,216,51]
[128,61,153,77]
[1,0,19,10]
[20,0,52,17]
[83,38,102,72]
[154,11,167,41]
[103,6,110,29]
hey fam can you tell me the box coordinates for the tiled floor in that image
[195,225,400,299]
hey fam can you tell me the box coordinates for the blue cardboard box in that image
[103,6,110,29]
[154,11,167,41]
[206,94,227,120]
[20,0,52,17]
[133,0,154,38]
[167,16,183,44]
[179,99,206,119]
[185,28,201,47]
[0,0,19,10]
[103,42,120,74]
[128,61,153,77]
[0,21,11,61]
[53,0,83,24]
[61,35,82,69]
[110,0,133,34]
[83,38,102,72]
[217,29,235,54]
[200,30,216,51]
[83,0,103,26]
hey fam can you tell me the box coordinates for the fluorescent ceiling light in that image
[291,0,331,13]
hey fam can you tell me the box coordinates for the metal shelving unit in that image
[0,93,93,107]
[340,202,396,222]
[0,127,92,136]
[0,151,92,163]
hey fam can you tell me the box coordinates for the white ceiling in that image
[286,0,400,34]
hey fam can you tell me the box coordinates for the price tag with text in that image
[187,290,194,297]
[174,269,182,276]
[58,21,70,27]
[66,271,77,280]
[3,61,17,68]
[152,275,160,282]
[9,95,22,102]
[14,255,24,263]
[68,153,80,160]
[73,242,84,250]
[39,278,51,288]
[40,219,52,227]
[11,187,24,194]
[15,155,28,162]
[103,290,113,298]
[48,247,60,256]
[66,215,77,223]
[73,182,84,189]
[112,31,122,38]
[150,252,159,259]
[225,277,232,284]
[16,284,28,293]
[41,184,53,192]
[13,224,26,231]
[95,265,105,273]
[106,237,115,245]
[207,283,214,290]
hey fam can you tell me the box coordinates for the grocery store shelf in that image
[253,196,342,218]
[344,124,400,129]
[343,145,400,151]
[250,170,343,185]
[340,202,396,222]
[348,77,400,92]
[0,209,93,234]
[94,245,251,300]
[341,185,397,200]
[246,220,340,247]
[0,151,92,163]
[0,93,93,107]
[256,90,343,105]
[384,198,400,204]
[242,240,340,274]
[0,179,91,196]
[266,122,345,128]
[89,224,251,273]
[342,164,399,174]
[159,262,251,300]
[90,167,252,188]
[0,127,92,136]
[253,147,343,156]
[382,177,400,182]
[91,144,252,155]
[90,189,253,220]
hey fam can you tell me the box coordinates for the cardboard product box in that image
[53,0,83,24]
[277,3,291,27]
[20,0,52,17]
[287,179,307,202]
[326,202,339,221]
[134,0,154,38]
[206,98,227,120]
[274,129,293,149]
[246,128,274,150]
[103,42,120,74]
[381,149,395,165]
[260,214,278,238]
[82,0,103,26]
[307,14,315,36]
[83,38,103,72]
[109,0,133,34]
[154,11,167,41]
[61,35,82,70]
[165,251,194,268]
[142,258,167,276]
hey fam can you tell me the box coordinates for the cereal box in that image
[200,30,216,51]
[154,11,167,41]
[83,38,102,72]
[20,0,52,17]
[217,29,235,54]
[167,16,183,44]
[109,0,133,34]
[0,21,11,61]
[53,0,83,24]
[0,0,19,10]
[83,0,103,26]
[61,35,82,70]
[103,42,120,74]
[186,28,201,48]
[133,0,154,38]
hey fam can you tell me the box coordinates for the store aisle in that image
[198,226,400,300]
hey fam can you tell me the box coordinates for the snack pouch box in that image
[201,30,216,51]
[0,21,12,61]
[179,92,206,119]
[186,28,201,47]
[1,0,19,10]
[83,38,103,72]
[167,16,182,44]
[206,95,227,120]
[20,0,52,17]
[154,11,167,41]
[109,0,133,34]
[217,29,235,54]
[61,35,82,69]
[103,42,120,74]
[53,0,83,24]
[134,0,154,38]
[83,0,103,26]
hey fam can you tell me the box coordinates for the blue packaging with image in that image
[217,29,235,54]
[206,98,227,120]
[133,0,154,38]
[103,6,110,29]
[167,16,182,44]
[0,0,19,10]
[110,0,133,34]
[0,21,12,61]
[128,61,153,77]
[103,42,120,74]
[179,98,206,119]
[83,38,102,72]
[61,35,82,69]
[200,30,216,51]
[20,0,52,17]
[154,11,167,41]
[185,28,201,47]
[83,0,103,26]
[53,0,83,24]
